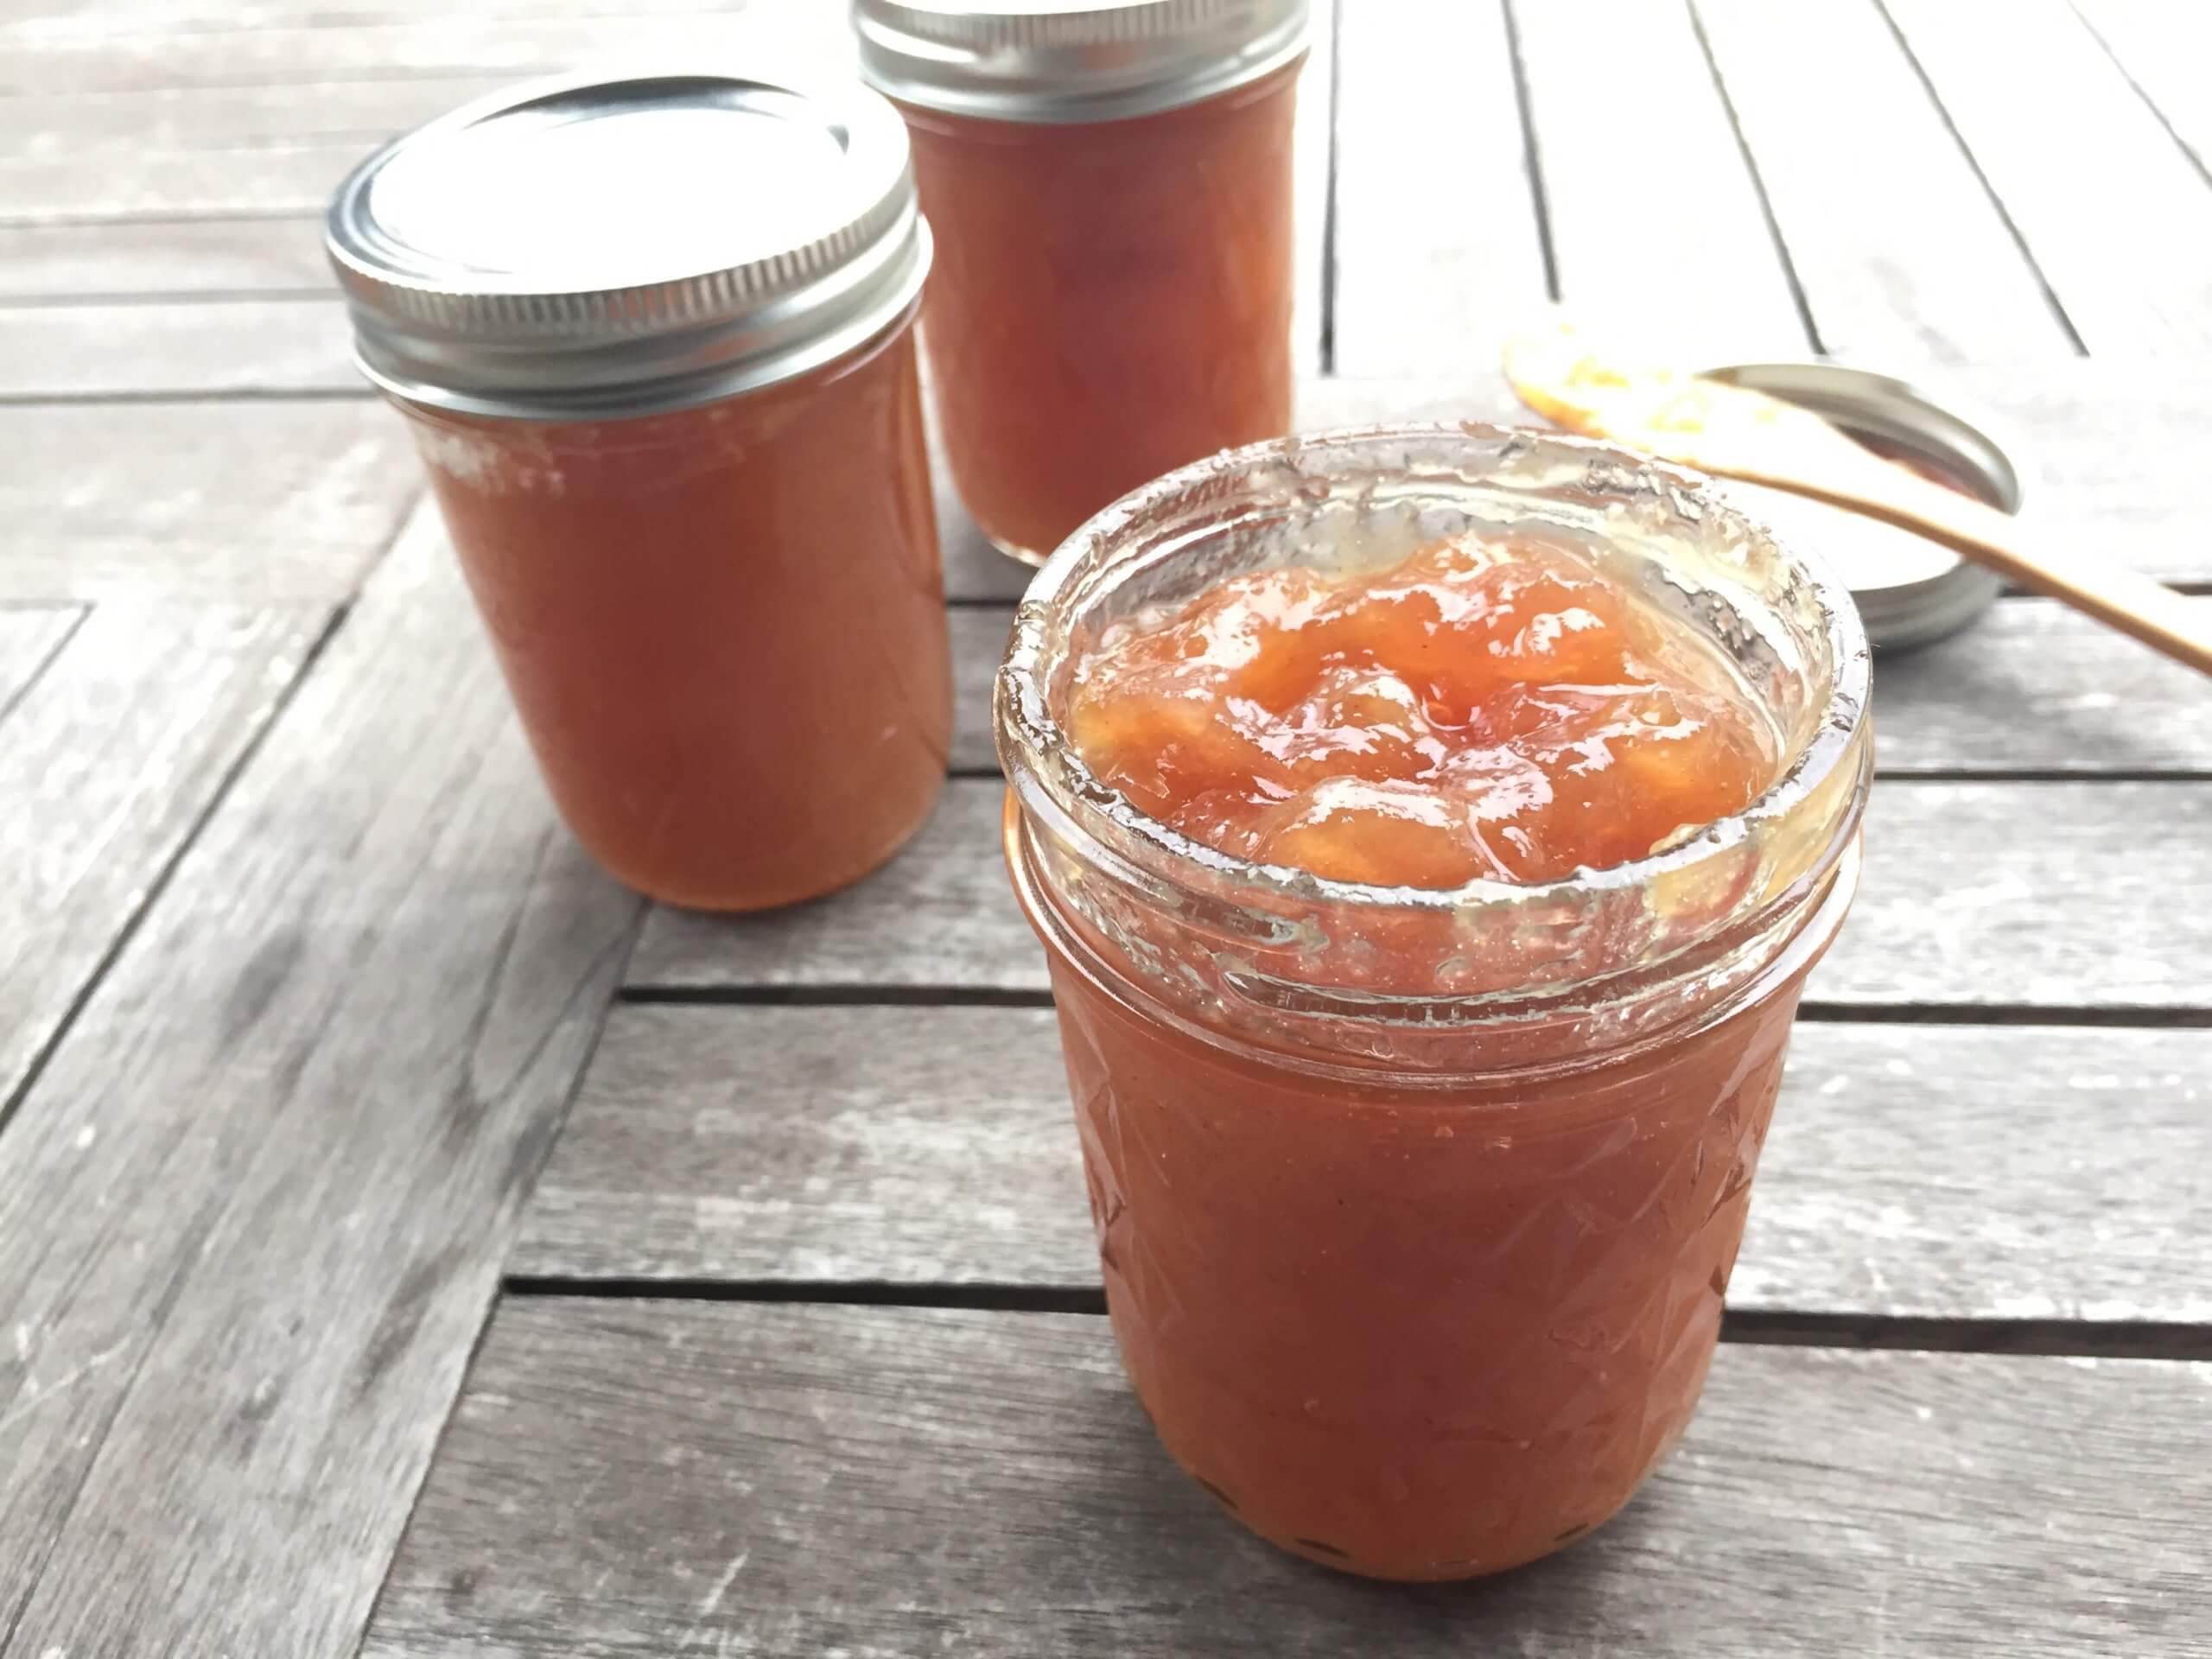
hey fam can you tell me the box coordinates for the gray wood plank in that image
[0,401,420,600]
[1692,0,2076,364]
[2073,0,2212,187]
[948,604,1009,773]
[1871,597,2212,774]
[1762,781,2212,1013]
[1884,0,2212,353]
[0,4,854,93]
[0,604,78,715]
[1736,1021,2211,1324]
[1509,0,1810,358]
[633,779,1021,994]
[0,217,329,301]
[0,601,325,1114]
[0,504,643,1657]
[947,594,2212,779]
[1287,0,1332,373]
[626,776,2212,1012]
[517,1005,1085,1287]
[515,1007,2212,1331]
[364,1300,2212,1657]
[1329,0,1549,376]
[0,296,355,397]
[0,79,505,223]
[13,0,748,20]
[938,506,1028,606]
[1937,358,2212,587]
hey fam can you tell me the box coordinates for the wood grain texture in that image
[1329,0,1549,375]
[10,0,757,22]
[0,79,503,223]
[0,216,330,300]
[938,516,1031,605]
[1737,1021,2211,1322]
[515,1005,1084,1286]
[0,401,419,600]
[1692,0,2075,363]
[626,776,2212,1012]
[364,1300,2212,1657]
[0,605,78,715]
[1817,779,2209,1011]
[2073,0,2212,187]
[1510,0,1810,357]
[948,604,1010,774]
[0,3,854,93]
[1288,0,1333,372]
[0,505,643,1658]
[1884,0,2212,353]
[946,594,2212,780]
[0,602,324,1113]
[1871,597,2212,773]
[631,780,1023,995]
[1952,361,2212,587]
[0,295,355,397]
[513,1006,2212,1330]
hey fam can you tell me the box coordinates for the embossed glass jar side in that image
[997,424,1872,1580]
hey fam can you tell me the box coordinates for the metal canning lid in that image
[854,0,1310,124]
[1702,361,2018,652]
[325,69,931,420]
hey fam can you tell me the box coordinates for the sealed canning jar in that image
[856,0,1308,564]
[327,72,950,911]
[996,426,1873,1580]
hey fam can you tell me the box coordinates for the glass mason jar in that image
[856,0,1308,565]
[326,72,950,912]
[995,426,1873,1580]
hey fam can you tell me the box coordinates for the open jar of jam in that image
[326,72,950,911]
[996,425,1872,1580]
[856,0,1309,564]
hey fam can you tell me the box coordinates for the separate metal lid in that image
[854,0,1309,124]
[1701,361,2019,652]
[326,69,931,420]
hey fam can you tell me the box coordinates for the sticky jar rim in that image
[1000,424,1868,914]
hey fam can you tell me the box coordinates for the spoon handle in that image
[1739,462,2212,678]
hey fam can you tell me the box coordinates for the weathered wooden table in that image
[3,1,2209,1653]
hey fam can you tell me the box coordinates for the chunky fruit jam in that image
[1005,435,1870,1584]
[1067,533,1780,887]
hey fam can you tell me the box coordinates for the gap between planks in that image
[494,1279,2212,1363]
[606,982,2212,1029]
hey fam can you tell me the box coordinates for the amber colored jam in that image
[402,317,950,911]
[1012,526,1843,1580]
[1068,534,1779,887]
[1035,913,1814,1580]
[899,64,1300,562]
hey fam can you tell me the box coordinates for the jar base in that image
[985,529,1052,569]
[1187,1459,1644,1583]
[583,772,945,913]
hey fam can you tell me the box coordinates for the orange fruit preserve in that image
[408,320,950,912]
[899,60,1300,562]
[327,70,947,913]
[1067,533,1778,889]
[1002,480,1872,1581]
